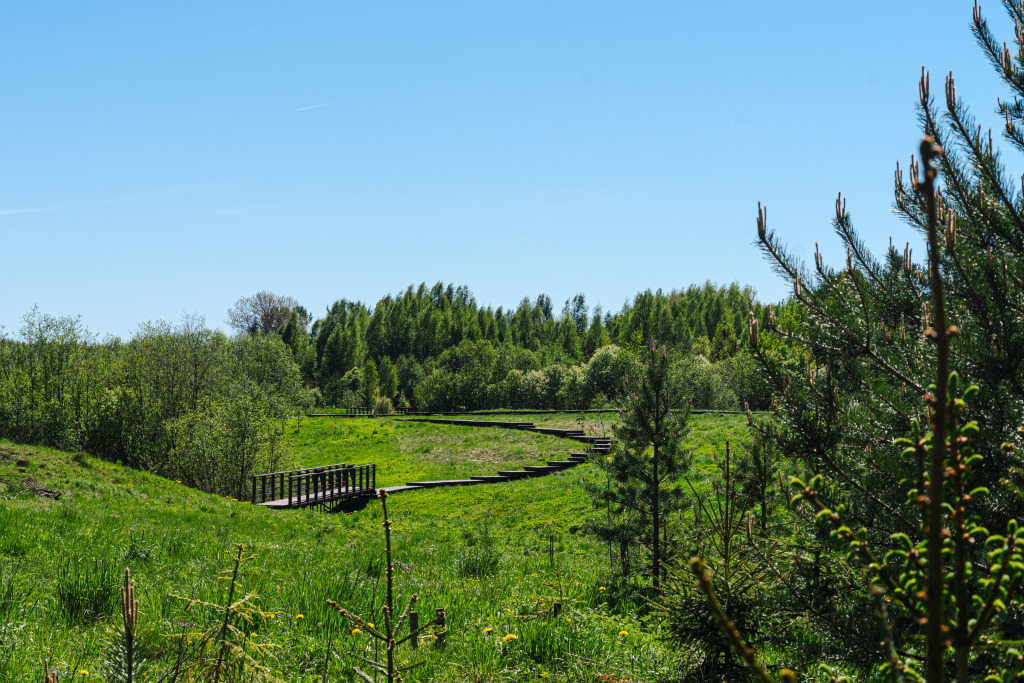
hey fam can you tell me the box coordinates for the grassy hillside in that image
[0,414,746,682]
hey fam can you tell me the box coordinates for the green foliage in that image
[361,359,379,407]
[0,315,308,498]
[166,544,282,682]
[670,353,737,410]
[586,339,691,589]
[99,569,146,683]
[661,442,776,682]
[304,281,766,410]
[378,355,398,400]
[694,5,1024,676]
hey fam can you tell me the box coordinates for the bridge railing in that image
[250,463,377,507]
[249,466,337,505]
[288,463,374,507]
[251,464,352,504]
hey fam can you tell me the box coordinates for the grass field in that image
[0,413,747,682]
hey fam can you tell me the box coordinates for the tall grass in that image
[53,555,120,626]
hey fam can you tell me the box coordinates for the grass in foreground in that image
[0,414,746,681]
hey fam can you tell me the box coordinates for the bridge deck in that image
[258,484,376,509]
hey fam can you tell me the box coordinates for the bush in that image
[372,394,393,416]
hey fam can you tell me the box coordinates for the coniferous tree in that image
[693,5,1024,677]
[586,338,691,589]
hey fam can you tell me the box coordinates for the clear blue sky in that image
[1,2,1014,338]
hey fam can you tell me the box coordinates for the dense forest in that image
[286,281,773,412]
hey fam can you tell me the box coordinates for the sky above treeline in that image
[2,2,1017,339]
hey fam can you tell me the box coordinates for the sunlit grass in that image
[0,413,747,681]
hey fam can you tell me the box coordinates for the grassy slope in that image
[0,414,746,682]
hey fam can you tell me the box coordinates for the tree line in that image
[261,281,776,412]
[0,311,310,499]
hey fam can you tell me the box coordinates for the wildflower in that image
[367,622,374,628]
[618,630,629,637]
[599,586,606,591]
[251,632,257,638]
[352,628,362,635]
[565,618,571,622]
[484,627,493,634]
[296,614,304,620]
[502,633,518,643]
[80,671,89,677]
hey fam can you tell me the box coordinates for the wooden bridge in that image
[251,463,376,511]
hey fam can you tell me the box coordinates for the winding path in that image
[381,418,611,495]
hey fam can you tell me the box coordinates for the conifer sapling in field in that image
[586,337,690,589]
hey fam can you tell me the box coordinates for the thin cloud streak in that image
[297,103,330,111]
[0,206,57,216]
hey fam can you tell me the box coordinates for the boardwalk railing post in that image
[409,611,419,649]
[434,608,446,650]
[288,474,293,508]
[251,476,256,504]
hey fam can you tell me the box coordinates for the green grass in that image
[0,413,747,682]
[286,417,573,485]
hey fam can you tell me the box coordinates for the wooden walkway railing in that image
[251,463,376,510]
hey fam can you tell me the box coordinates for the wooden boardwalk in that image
[385,418,611,494]
[251,463,376,511]
[254,419,614,511]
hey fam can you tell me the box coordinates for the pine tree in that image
[697,3,1024,677]
[586,338,691,589]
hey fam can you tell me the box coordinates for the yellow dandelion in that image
[565,618,571,622]
[352,628,362,635]
[599,586,606,591]
[251,632,257,638]
[484,627,493,633]
[618,630,629,637]
[367,622,374,628]
[296,614,304,620]
[80,672,89,677]
[502,633,518,643]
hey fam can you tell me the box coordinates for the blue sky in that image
[1,2,1015,338]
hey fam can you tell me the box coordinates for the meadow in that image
[0,412,745,682]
